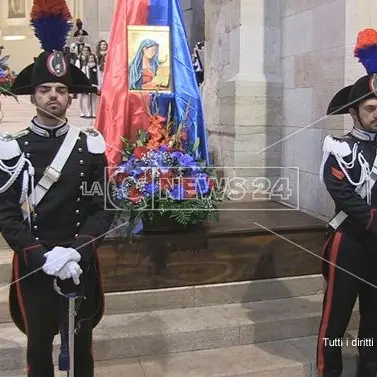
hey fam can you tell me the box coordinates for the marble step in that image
[0,293,359,370]
[0,247,12,285]
[0,274,324,323]
[0,332,359,377]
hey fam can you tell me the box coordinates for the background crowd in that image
[62,19,205,118]
[63,19,108,118]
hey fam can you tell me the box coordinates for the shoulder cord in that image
[333,143,372,204]
[0,154,36,227]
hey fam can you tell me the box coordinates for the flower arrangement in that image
[0,48,16,96]
[0,70,16,96]
[111,98,224,240]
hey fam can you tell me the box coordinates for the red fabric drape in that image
[95,0,151,167]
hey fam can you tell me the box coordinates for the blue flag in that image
[148,0,209,163]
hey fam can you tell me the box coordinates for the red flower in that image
[142,169,154,183]
[133,146,150,159]
[208,178,216,190]
[115,172,129,184]
[128,187,143,203]
[159,172,175,191]
[182,177,197,198]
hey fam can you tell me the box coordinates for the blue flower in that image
[196,174,210,195]
[171,151,182,158]
[144,182,158,196]
[171,152,199,172]
[116,184,125,200]
[169,184,185,200]
[117,159,144,177]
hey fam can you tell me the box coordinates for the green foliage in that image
[112,93,224,244]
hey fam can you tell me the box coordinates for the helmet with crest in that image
[327,28,377,115]
[10,0,95,95]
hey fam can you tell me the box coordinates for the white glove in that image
[42,247,81,276]
[56,261,83,285]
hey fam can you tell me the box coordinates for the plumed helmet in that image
[10,0,95,95]
[327,28,377,115]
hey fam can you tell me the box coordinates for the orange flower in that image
[146,114,168,148]
[133,146,150,159]
[149,115,166,127]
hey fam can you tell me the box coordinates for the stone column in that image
[202,0,284,198]
[80,0,115,48]
[98,0,115,42]
[82,0,99,46]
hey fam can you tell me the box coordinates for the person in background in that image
[96,40,108,69]
[82,54,101,118]
[70,19,91,62]
[75,46,92,117]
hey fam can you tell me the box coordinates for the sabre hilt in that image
[53,278,84,377]
[53,278,86,300]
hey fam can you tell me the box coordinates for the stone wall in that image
[202,0,284,198]
[281,0,377,220]
[281,0,346,220]
[181,0,205,49]
[81,0,115,46]
[202,0,377,220]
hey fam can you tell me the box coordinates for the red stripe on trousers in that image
[14,254,29,335]
[317,231,343,377]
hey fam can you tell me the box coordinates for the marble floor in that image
[0,95,95,134]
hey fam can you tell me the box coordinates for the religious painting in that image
[128,25,172,92]
[8,0,26,19]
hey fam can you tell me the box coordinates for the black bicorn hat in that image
[327,28,377,115]
[10,1,95,95]
[73,19,88,37]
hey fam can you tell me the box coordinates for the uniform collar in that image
[350,127,377,141]
[29,117,69,138]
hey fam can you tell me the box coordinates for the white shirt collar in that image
[29,117,69,138]
[350,127,377,141]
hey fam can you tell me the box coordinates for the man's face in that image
[32,83,71,120]
[354,98,377,133]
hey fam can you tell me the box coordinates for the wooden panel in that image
[98,229,325,292]
[98,201,327,292]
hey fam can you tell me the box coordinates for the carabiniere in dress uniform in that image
[317,28,377,377]
[0,1,114,376]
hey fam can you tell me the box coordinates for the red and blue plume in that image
[30,0,72,52]
[354,28,377,74]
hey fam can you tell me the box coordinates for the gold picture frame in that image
[128,25,172,93]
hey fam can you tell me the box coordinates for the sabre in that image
[53,278,84,377]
